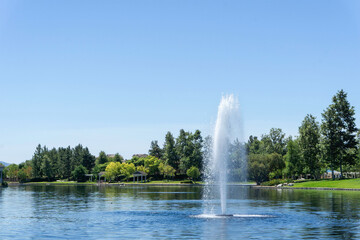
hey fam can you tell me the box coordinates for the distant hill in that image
[0,161,11,167]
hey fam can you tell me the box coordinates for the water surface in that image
[1,185,360,239]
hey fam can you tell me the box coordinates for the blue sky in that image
[1,0,360,163]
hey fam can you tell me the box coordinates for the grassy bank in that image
[292,179,360,189]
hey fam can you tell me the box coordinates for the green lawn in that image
[292,178,360,189]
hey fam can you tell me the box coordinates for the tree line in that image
[248,90,359,184]
[2,89,359,185]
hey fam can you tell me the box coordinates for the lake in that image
[1,184,360,239]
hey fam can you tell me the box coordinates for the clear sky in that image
[1,0,360,164]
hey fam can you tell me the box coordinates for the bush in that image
[186,166,200,181]
[261,179,293,186]
[180,180,193,184]
[1,181,8,187]
[72,165,88,182]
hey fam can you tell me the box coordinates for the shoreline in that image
[251,185,360,191]
[6,182,360,191]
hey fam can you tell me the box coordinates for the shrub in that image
[261,179,293,186]
[180,180,193,184]
[72,165,88,182]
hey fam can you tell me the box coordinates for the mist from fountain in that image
[203,94,242,216]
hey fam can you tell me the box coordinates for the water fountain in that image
[202,94,243,217]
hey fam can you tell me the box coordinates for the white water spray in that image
[204,94,242,215]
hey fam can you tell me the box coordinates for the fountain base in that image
[215,214,233,217]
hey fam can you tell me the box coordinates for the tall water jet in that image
[203,94,244,216]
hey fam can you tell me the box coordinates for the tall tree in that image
[31,144,43,179]
[299,114,321,179]
[260,128,287,155]
[72,144,84,172]
[190,130,203,170]
[58,146,72,179]
[321,90,358,178]
[97,151,108,165]
[284,138,303,179]
[163,132,179,171]
[82,147,96,172]
[149,140,163,159]
[42,155,53,181]
[113,153,124,163]
[246,135,261,154]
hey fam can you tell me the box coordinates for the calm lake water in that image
[1,184,360,239]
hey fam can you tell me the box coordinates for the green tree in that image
[97,151,108,165]
[268,153,285,179]
[121,163,136,180]
[31,144,43,178]
[105,162,122,181]
[176,129,203,174]
[17,169,27,183]
[299,114,321,179]
[260,128,287,155]
[113,153,124,163]
[42,155,53,181]
[6,164,19,182]
[186,166,200,182]
[284,138,303,179]
[82,147,96,172]
[163,131,179,170]
[321,90,358,178]
[246,135,261,154]
[158,162,176,180]
[248,154,270,185]
[71,144,84,172]
[72,165,88,182]
[149,140,163,159]
[144,156,161,176]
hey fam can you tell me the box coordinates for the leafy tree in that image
[121,163,136,180]
[163,131,179,170]
[158,162,176,180]
[71,144,84,172]
[187,166,200,182]
[321,90,358,178]
[246,135,261,154]
[97,151,108,165]
[176,129,203,174]
[284,138,303,179]
[144,156,161,176]
[42,155,53,181]
[136,165,150,174]
[190,130,203,170]
[268,153,285,179]
[260,128,287,155]
[72,165,88,182]
[82,147,96,172]
[248,154,270,185]
[31,144,43,178]
[299,114,321,179]
[58,146,72,179]
[92,163,108,177]
[17,169,27,183]
[105,162,122,181]
[47,148,59,177]
[149,140,163,159]
[113,153,124,163]
[6,164,19,181]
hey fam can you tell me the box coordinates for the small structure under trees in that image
[133,171,147,183]
[98,171,107,183]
